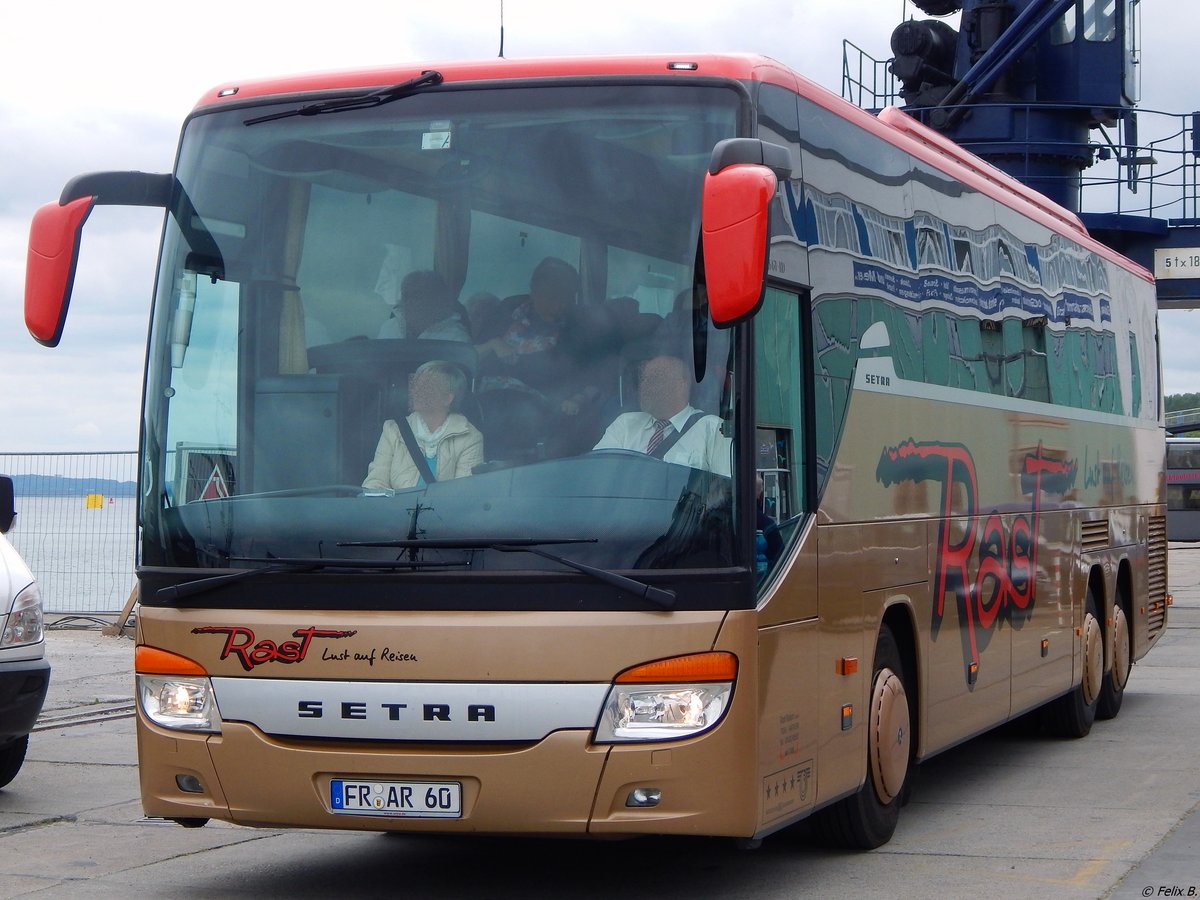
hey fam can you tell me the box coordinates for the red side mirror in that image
[701,164,777,327]
[25,196,96,347]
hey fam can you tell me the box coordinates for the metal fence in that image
[1,452,137,617]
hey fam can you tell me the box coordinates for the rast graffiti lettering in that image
[876,439,1077,685]
[191,625,358,671]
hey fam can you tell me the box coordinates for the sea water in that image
[5,495,137,616]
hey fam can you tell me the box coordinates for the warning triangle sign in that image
[200,466,230,500]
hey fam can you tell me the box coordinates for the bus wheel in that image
[1043,589,1101,738]
[812,625,911,850]
[170,817,210,828]
[1097,601,1130,720]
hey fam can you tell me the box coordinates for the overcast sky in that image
[2,1,1197,452]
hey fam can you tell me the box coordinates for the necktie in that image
[646,418,671,455]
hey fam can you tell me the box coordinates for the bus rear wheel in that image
[812,625,911,850]
[1097,600,1130,720]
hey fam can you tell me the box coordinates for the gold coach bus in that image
[24,53,1167,848]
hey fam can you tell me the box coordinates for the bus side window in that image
[753,286,807,580]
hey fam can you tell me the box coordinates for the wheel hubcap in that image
[1082,611,1103,707]
[870,668,910,804]
[1112,605,1130,691]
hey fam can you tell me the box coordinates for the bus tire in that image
[1097,599,1130,720]
[171,817,210,828]
[812,625,911,850]
[1042,588,1102,738]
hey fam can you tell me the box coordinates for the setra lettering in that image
[295,700,495,724]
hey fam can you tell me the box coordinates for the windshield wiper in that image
[492,544,676,610]
[340,538,676,609]
[157,554,466,602]
[244,70,444,125]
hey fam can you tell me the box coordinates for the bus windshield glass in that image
[140,82,746,585]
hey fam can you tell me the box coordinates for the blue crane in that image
[845,0,1200,307]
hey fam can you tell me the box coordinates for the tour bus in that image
[25,54,1167,849]
[1166,437,1200,540]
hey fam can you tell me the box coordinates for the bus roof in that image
[195,52,1152,283]
[194,54,800,108]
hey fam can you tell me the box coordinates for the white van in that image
[0,475,49,788]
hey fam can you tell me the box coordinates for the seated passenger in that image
[593,354,731,476]
[477,257,578,396]
[378,270,471,342]
[363,361,483,490]
[476,260,618,445]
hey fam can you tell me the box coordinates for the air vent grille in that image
[1081,519,1110,552]
[1147,516,1168,641]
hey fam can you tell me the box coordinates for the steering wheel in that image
[585,448,657,459]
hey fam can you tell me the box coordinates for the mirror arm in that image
[61,171,173,208]
[708,138,792,180]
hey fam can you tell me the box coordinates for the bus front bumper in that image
[137,717,757,837]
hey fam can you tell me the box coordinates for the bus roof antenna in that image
[498,0,505,58]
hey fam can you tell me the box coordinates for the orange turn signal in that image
[135,645,208,676]
[615,652,738,684]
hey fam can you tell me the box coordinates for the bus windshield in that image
[139,82,747,587]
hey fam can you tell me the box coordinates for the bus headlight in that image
[596,682,732,742]
[594,652,737,743]
[1,584,44,648]
[135,645,220,733]
[137,675,221,732]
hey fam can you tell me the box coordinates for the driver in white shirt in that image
[592,354,731,476]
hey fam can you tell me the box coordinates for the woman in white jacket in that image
[362,361,484,491]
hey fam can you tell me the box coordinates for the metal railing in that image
[1080,108,1200,225]
[842,39,899,112]
[841,38,1200,227]
[1166,408,1200,434]
[1,452,137,617]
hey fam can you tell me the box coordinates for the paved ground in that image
[1,548,1198,898]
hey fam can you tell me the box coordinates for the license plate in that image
[329,779,462,818]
